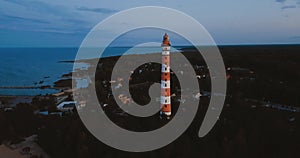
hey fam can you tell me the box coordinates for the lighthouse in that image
[160,33,171,118]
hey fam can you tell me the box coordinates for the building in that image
[160,33,172,118]
[56,101,76,112]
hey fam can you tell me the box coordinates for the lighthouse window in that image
[165,67,167,71]
[165,99,167,103]
[165,79,167,81]
[165,83,167,87]
[164,105,167,108]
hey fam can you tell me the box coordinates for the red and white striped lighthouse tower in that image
[160,33,171,118]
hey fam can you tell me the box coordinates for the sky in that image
[0,0,300,47]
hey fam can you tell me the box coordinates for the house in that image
[52,89,75,104]
[38,111,63,117]
[52,92,69,104]
[57,101,76,112]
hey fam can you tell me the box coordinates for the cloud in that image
[291,36,300,39]
[4,0,58,13]
[276,0,287,3]
[1,0,92,34]
[1,14,49,24]
[76,6,118,14]
[281,5,297,10]
[3,0,79,17]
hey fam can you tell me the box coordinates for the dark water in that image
[0,46,181,96]
[0,48,78,95]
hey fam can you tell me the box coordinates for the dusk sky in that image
[0,0,300,47]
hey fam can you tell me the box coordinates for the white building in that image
[57,101,76,112]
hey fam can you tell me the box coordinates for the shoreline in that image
[0,74,73,97]
[0,95,34,107]
[1,44,300,101]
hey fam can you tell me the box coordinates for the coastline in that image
[0,45,299,157]
[1,44,300,102]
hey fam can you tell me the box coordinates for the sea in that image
[0,47,182,96]
[0,48,76,96]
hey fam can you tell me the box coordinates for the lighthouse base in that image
[160,111,172,120]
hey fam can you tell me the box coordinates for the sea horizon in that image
[0,44,299,96]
